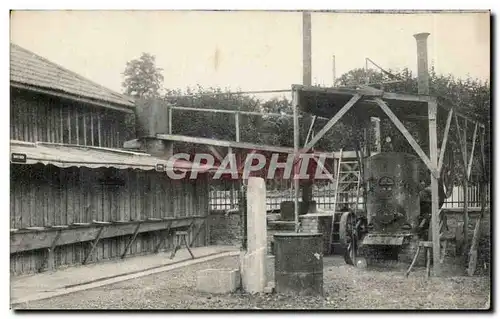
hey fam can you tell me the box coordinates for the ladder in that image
[328,149,362,255]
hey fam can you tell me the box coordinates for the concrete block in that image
[196,268,240,294]
[266,255,275,284]
[240,249,266,293]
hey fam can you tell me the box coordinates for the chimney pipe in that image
[302,11,312,86]
[414,32,430,95]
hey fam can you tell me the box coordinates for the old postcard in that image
[9,10,491,310]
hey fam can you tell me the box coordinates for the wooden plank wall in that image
[10,88,129,148]
[10,164,210,276]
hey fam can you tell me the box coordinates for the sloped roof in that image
[10,140,216,174]
[10,43,135,111]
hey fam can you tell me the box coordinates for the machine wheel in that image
[339,211,358,265]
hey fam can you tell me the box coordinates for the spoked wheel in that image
[339,211,358,265]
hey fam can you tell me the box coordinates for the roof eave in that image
[11,82,135,114]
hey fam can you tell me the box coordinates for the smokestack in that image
[414,32,430,95]
[302,11,312,86]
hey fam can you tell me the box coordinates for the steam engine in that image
[343,151,437,264]
[363,152,422,240]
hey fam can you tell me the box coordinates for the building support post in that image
[428,99,441,276]
[293,88,301,232]
[468,128,487,276]
[454,114,469,260]
[301,10,313,217]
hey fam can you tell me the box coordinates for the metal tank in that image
[363,152,421,237]
[273,233,323,296]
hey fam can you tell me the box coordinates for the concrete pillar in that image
[240,177,267,293]
[414,32,430,95]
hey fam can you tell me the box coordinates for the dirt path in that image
[13,256,490,310]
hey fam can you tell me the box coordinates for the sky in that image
[10,11,490,98]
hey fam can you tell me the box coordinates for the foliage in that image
[334,66,490,183]
[122,53,164,99]
[120,54,490,182]
[335,68,386,87]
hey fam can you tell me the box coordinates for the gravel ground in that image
[14,256,490,310]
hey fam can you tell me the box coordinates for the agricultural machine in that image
[338,151,450,265]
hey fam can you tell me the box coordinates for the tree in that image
[122,53,164,98]
[335,66,491,183]
[335,68,386,87]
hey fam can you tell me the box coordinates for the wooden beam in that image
[467,128,488,276]
[75,108,79,145]
[208,145,224,162]
[82,224,106,264]
[168,104,173,134]
[374,98,439,179]
[467,128,487,276]
[291,84,433,102]
[67,107,72,144]
[39,227,65,272]
[154,221,173,253]
[427,99,441,276]
[454,114,468,167]
[190,219,206,247]
[304,115,316,147]
[155,133,336,159]
[467,122,478,179]
[235,112,240,142]
[98,113,102,147]
[83,112,87,146]
[454,114,470,260]
[10,217,205,254]
[170,105,329,121]
[121,222,142,259]
[441,207,486,214]
[293,89,300,232]
[480,128,486,178]
[303,94,362,153]
[90,112,95,146]
[455,111,485,129]
[437,109,453,173]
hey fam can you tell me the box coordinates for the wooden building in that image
[10,43,211,275]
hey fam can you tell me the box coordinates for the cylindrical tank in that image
[274,233,323,296]
[363,152,421,233]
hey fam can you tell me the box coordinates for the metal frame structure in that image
[290,83,487,276]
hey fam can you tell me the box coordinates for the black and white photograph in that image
[8,9,492,310]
